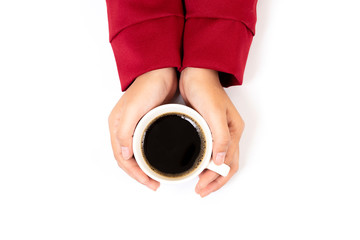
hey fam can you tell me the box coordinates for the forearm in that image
[105,0,184,91]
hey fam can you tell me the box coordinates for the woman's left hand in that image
[179,67,245,197]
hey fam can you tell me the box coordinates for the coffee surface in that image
[142,114,205,177]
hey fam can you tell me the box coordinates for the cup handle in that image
[206,161,230,177]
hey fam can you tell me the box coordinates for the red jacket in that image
[106,0,257,91]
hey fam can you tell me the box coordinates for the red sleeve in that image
[106,0,184,91]
[180,0,258,87]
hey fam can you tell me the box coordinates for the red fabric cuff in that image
[110,16,184,91]
[180,18,254,87]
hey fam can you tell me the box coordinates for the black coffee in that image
[142,113,206,178]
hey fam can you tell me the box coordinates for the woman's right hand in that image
[108,68,178,191]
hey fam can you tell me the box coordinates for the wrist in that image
[180,67,223,95]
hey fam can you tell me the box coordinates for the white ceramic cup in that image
[133,104,230,184]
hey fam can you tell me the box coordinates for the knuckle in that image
[240,125,245,134]
[108,112,113,123]
[115,158,123,169]
[239,117,245,129]
[216,133,231,147]
[212,179,223,192]
[112,128,130,143]
[214,178,222,186]
[234,117,245,137]
[232,162,239,173]
[236,115,245,129]
[108,109,119,124]
[108,115,119,131]
[117,134,130,144]
[113,151,122,162]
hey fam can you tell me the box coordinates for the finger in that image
[113,113,135,160]
[112,102,147,160]
[182,97,193,109]
[223,136,239,166]
[198,177,224,198]
[195,170,219,193]
[198,148,239,198]
[227,104,245,141]
[195,130,239,194]
[120,157,160,191]
[203,109,231,166]
[111,136,160,191]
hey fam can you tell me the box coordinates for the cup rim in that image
[132,104,213,184]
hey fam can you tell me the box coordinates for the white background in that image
[1,0,359,239]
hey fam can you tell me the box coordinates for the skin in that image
[108,67,244,197]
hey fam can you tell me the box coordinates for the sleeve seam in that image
[110,14,184,43]
[185,16,255,35]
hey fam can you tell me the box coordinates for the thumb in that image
[116,128,133,161]
[120,141,132,161]
[114,107,145,161]
[203,110,230,166]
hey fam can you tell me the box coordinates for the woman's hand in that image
[179,67,245,197]
[108,68,177,191]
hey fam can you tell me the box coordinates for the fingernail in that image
[215,152,226,165]
[121,147,130,160]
